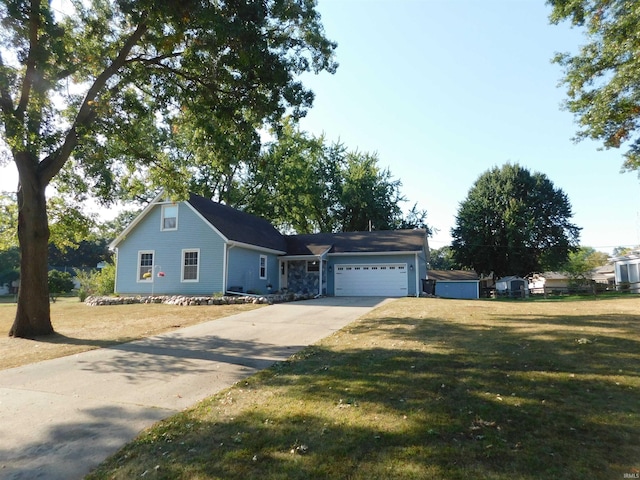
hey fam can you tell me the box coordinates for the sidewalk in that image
[0,297,388,480]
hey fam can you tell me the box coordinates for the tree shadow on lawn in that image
[0,404,169,480]
[90,311,640,480]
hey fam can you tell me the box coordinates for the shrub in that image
[95,262,115,295]
[48,270,74,302]
[76,263,116,300]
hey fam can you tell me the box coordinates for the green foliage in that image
[0,246,19,289]
[76,262,116,300]
[340,151,404,231]
[0,194,18,250]
[241,119,338,233]
[0,267,19,289]
[95,262,116,296]
[612,245,638,257]
[395,203,431,233]
[548,0,640,171]
[429,246,460,270]
[451,164,581,277]
[48,270,75,301]
[0,0,337,334]
[49,239,110,269]
[1,192,98,253]
[235,120,427,234]
[47,196,98,252]
[563,246,610,278]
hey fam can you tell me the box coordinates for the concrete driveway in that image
[0,296,389,480]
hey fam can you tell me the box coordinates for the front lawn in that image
[0,297,263,370]
[87,296,640,479]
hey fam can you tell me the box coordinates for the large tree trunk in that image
[9,156,53,338]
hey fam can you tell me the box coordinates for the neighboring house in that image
[110,193,429,297]
[425,270,480,299]
[495,276,529,297]
[528,272,570,294]
[591,264,615,289]
[613,251,640,293]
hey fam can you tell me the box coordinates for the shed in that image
[426,270,480,299]
[495,275,529,298]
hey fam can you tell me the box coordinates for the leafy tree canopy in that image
[451,163,581,277]
[233,120,430,234]
[548,0,640,172]
[563,246,610,278]
[612,245,638,257]
[0,0,336,337]
[429,246,461,271]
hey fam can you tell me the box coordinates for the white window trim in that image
[181,248,200,282]
[259,255,267,280]
[161,204,178,231]
[137,250,155,283]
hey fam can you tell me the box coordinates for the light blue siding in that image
[228,247,279,294]
[115,203,225,295]
[327,254,425,296]
[435,281,479,299]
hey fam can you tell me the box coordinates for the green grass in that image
[86,297,640,480]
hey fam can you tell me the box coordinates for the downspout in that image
[317,254,323,298]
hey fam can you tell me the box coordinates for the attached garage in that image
[334,263,408,296]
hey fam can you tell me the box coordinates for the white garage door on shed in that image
[334,263,408,296]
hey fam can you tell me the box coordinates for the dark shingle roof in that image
[286,230,427,256]
[187,194,287,252]
[427,270,479,281]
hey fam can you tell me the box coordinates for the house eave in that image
[227,240,286,256]
[328,250,423,257]
[282,254,325,261]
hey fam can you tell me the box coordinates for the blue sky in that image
[296,0,640,253]
[1,0,639,254]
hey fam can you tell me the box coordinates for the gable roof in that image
[187,194,287,253]
[110,192,428,256]
[427,270,479,281]
[109,191,287,253]
[285,229,428,257]
[529,271,569,280]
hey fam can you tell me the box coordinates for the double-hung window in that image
[161,204,178,231]
[259,255,267,279]
[138,251,154,281]
[182,249,200,282]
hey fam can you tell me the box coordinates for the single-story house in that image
[425,270,480,299]
[495,275,529,297]
[590,264,615,288]
[527,272,570,295]
[613,251,640,293]
[109,193,429,297]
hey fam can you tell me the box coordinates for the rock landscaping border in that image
[85,292,316,307]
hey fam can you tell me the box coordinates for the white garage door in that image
[334,263,408,296]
